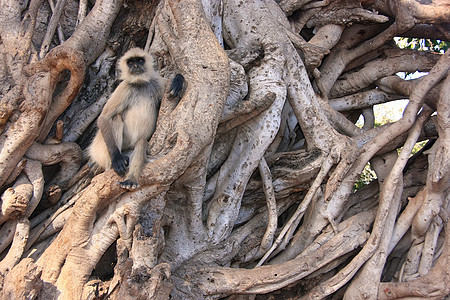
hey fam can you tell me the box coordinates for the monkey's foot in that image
[119,180,139,190]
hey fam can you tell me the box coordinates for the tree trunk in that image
[0,0,448,299]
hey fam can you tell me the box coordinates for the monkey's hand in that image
[112,150,129,176]
[169,74,185,98]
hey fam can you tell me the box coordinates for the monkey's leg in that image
[110,115,129,175]
[119,138,145,190]
[88,133,111,172]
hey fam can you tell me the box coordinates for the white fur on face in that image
[118,48,158,84]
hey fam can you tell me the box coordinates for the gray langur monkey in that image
[89,47,184,189]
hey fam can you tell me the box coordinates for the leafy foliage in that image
[395,37,449,53]
[354,163,377,191]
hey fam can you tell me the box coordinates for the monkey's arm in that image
[97,115,128,176]
[97,86,129,176]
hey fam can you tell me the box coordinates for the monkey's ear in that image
[169,74,185,98]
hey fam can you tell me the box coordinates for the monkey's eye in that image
[127,57,145,67]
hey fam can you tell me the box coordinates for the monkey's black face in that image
[126,56,146,75]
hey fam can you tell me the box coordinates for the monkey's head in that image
[118,48,157,84]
